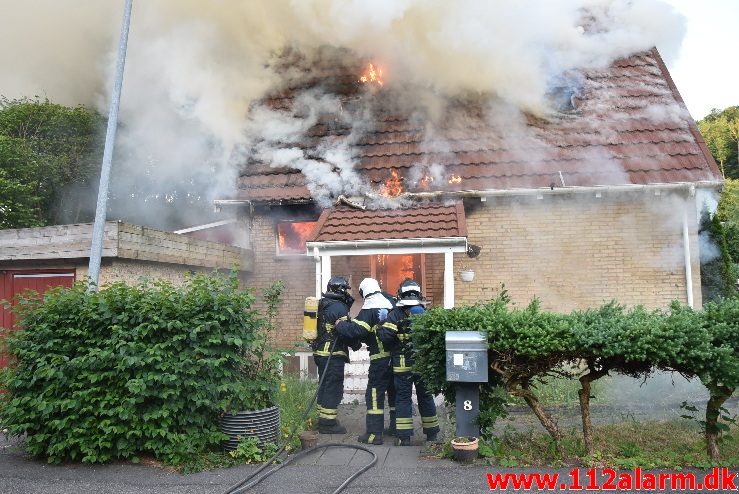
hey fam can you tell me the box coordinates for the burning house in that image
[0,2,721,391]
[218,46,720,373]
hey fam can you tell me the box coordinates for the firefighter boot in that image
[358,432,383,445]
[395,436,411,446]
[318,418,347,435]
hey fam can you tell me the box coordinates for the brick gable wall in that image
[246,215,316,349]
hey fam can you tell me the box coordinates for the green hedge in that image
[411,292,739,459]
[0,272,274,464]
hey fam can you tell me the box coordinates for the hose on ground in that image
[223,337,377,494]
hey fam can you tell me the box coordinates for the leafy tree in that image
[0,97,225,232]
[0,136,43,228]
[0,98,104,228]
[698,106,739,179]
[715,178,739,283]
[717,178,739,224]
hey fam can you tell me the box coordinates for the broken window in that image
[276,221,317,255]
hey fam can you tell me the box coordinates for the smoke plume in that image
[0,0,687,225]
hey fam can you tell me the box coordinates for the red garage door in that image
[0,270,75,368]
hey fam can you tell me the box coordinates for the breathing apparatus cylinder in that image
[303,296,318,342]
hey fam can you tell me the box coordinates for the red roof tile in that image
[236,48,721,203]
[310,202,466,242]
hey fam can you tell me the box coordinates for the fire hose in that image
[222,336,377,494]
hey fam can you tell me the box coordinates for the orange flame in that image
[383,169,403,197]
[419,174,435,189]
[359,63,384,86]
[277,221,317,253]
[448,175,462,184]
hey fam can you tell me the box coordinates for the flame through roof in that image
[236,49,721,204]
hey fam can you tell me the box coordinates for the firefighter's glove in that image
[328,316,348,334]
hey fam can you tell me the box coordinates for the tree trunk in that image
[705,385,733,461]
[578,368,608,456]
[511,384,564,456]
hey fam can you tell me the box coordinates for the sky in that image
[661,0,739,119]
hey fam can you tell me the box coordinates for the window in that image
[276,221,317,255]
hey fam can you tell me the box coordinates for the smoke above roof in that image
[0,0,687,220]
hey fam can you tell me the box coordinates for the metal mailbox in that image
[445,331,488,383]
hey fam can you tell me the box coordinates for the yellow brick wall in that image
[450,192,702,311]
[424,253,445,308]
[247,191,703,346]
[78,259,224,287]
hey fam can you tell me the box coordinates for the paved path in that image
[0,434,706,494]
[1,401,718,493]
[294,401,455,469]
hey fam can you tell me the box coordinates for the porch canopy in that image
[305,202,467,308]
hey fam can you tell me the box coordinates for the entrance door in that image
[372,254,424,297]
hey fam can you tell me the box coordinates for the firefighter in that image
[312,276,355,435]
[335,278,394,445]
[378,279,440,446]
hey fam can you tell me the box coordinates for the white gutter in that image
[173,219,237,234]
[405,181,722,201]
[306,237,468,257]
[214,181,722,206]
[213,199,254,206]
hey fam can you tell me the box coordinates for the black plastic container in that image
[220,405,280,451]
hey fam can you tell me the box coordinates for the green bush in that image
[0,272,272,464]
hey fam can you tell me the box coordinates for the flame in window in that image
[448,175,462,184]
[375,254,420,297]
[383,169,404,197]
[399,255,415,280]
[277,221,317,254]
[359,63,384,86]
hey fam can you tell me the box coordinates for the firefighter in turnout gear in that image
[335,278,394,445]
[378,279,440,446]
[312,276,355,435]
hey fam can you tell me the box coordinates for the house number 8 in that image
[463,400,472,411]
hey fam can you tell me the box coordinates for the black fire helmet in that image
[326,276,351,295]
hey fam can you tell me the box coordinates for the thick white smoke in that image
[0,0,687,223]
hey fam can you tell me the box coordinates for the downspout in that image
[313,247,321,298]
[683,208,694,308]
